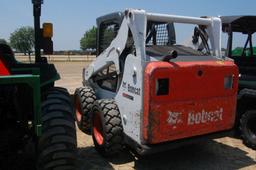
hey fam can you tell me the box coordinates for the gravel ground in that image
[54,62,256,170]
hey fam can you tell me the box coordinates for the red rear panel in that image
[143,61,238,144]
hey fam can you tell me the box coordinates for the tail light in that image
[156,78,169,96]
[224,75,234,89]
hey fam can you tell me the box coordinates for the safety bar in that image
[147,13,214,25]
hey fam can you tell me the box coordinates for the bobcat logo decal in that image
[167,111,183,126]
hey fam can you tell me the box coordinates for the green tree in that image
[80,26,96,50]
[10,26,34,60]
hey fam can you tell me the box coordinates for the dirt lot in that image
[54,62,256,170]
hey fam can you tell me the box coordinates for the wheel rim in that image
[75,96,82,122]
[93,111,104,145]
[247,115,256,139]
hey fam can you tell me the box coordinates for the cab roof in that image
[96,12,123,27]
[221,16,256,33]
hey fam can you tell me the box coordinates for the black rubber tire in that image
[240,110,256,150]
[37,87,77,170]
[91,99,123,156]
[42,87,72,108]
[74,86,96,134]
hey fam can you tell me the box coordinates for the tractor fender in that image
[0,44,14,75]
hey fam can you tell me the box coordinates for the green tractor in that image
[221,16,256,149]
[0,0,77,169]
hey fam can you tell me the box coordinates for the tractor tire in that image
[44,87,73,109]
[239,110,256,150]
[37,87,77,170]
[47,87,70,97]
[74,86,96,134]
[91,99,123,156]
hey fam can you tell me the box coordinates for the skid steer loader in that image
[221,16,256,149]
[75,9,239,155]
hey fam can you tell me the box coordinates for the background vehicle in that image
[75,9,239,155]
[0,0,77,169]
[221,16,256,149]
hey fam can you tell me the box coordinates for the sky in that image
[0,0,256,50]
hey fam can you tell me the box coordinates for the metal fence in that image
[15,54,96,62]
